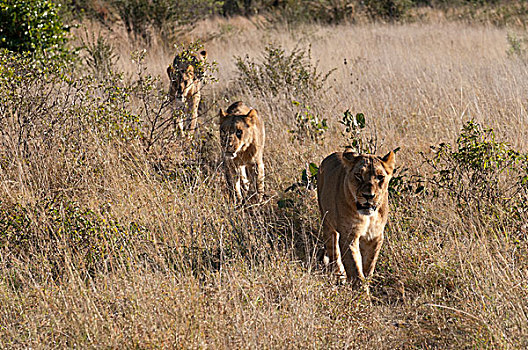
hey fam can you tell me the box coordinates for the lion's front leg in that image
[189,91,200,132]
[170,102,185,135]
[342,237,366,284]
[232,165,247,202]
[323,227,346,283]
[239,165,250,193]
[256,159,265,198]
[224,162,243,202]
[360,236,383,278]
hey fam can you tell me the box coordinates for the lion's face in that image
[167,63,195,102]
[219,108,258,160]
[167,50,207,102]
[344,152,395,216]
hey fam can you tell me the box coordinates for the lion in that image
[218,101,265,202]
[317,150,395,290]
[167,50,207,133]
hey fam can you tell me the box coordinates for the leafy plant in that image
[235,43,334,99]
[387,147,426,202]
[111,0,222,40]
[306,0,355,23]
[138,42,217,153]
[283,162,319,195]
[423,120,528,215]
[80,30,118,79]
[169,41,217,85]
[0,197,145,279]
[363,0,413,20]
[506,32,527,61]
[0,0,69,54]
[339,109,378,154]
[289,100,328,143]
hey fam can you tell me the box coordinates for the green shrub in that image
[168,41,217,85]
[507,32,527,61]
[80,30,118,78]
[112,0,222,39]
[140,42,217,152]
[307,0,356,23]
[277,0,356,24]
[339,109,379,154]
[0,198,145,279]
[283,162,319,194]
[423,120,528,216]
[222,0,269,15]
[289,100,328,144]
[0,49,141,159]
[363,0,413,20]
[0,0,69,53]
[235,44,334,100]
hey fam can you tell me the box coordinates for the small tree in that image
[0,0,69,53]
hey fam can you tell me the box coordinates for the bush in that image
[222,0,270,16]
[235,43,334,100]
[140,42,217,153]
[0,48,146,204]
[0,197,145,280]
[0,49,141,154]
[80,30,118,79]
[339,109,379,154]
[277,0,356,24]
[507,32,528,61]
[111,0,222,39]
[363,0,413,20]
[423,120,528,217]
[289,100,328,144]
[0,0,69,53]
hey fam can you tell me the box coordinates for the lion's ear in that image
[218,108,227,125]
[198,50,207,60]
[245,109,258,125]
[381,151,395,175]
[342,151,359,168]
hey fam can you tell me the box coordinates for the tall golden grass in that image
[1,16,527,348]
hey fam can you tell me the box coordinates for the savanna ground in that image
[1,5,528,349]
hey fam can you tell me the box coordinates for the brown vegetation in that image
[1,15,528,349]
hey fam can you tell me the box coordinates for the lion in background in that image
[219,101,265,202]
[167,49,207,133]
[317,150,395,291]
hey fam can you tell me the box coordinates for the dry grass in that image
[1,17,528,348]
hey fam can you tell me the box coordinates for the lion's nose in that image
[363,193,375,201]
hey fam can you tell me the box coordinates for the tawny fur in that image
[219,101,265,202]
[167,50,207,133]
[317,150,395,289]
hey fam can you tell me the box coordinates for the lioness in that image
[219,101,265,202]
[167,50,207,133]
[317,150,395,288]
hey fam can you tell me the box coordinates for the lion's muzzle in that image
[356,201,377,216]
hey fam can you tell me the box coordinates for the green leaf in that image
[308,163,319,177]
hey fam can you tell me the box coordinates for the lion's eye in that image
[377,175,384,182]
[355,173,362,181]
[236,129,242,139]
